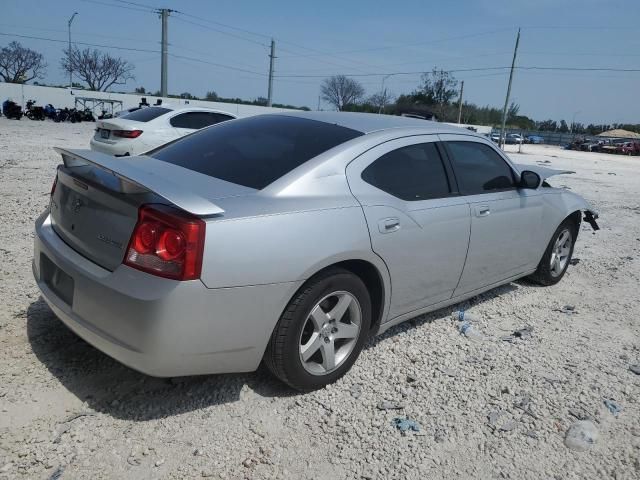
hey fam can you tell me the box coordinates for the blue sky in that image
[2,0,639,124]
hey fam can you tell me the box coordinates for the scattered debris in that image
[569,258,580,266]
[488,411,502,426]
[440,367,457,377]
[564,421,599,451]
[499,420,517,432]
[154,459,165,467]
[603,398,622,417]
[349,384,362,399]
[629,365,640,375]
[377,400,404,411]
[502,326,533,342]
[524,430,539,439]
[554,305,577,315]
[607,172,617,176]
[47,467,65,480]
[406,373,417,384]
[392,417,421,433]
[458,322,485,341]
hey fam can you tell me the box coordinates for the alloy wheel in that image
[298,291,362,375]
[550,228,572,277]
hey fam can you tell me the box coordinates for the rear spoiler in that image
[54,148,225,216]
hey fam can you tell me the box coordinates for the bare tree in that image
[418,68,459,119]
[320,75,365,111]
[368,90,395,113]
[0,42,46,83]
[61,47,134,91]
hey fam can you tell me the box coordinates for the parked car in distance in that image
[526,135,545,144]
[34,112,599,391]
[490,133,501,143]
[505,133,524,144]
[89,106,236,156]
[618,141,640,155]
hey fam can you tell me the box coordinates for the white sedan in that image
[89,106,236,156]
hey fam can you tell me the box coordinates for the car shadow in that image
[366,282,519,348]
[28,282,519,420]
[27,298,295,421]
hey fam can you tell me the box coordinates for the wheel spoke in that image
[309,305,329,330]
[334,322,359,340]
[321,340,336,370]
[328,294,352,322]
[301,333,322,362]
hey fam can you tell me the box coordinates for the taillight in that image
[124,205,205,280]
[113,129,143,138]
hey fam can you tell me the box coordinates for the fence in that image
[0,83,293,118]
[493,128,582,146]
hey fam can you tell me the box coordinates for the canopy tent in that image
[597,129,640,139]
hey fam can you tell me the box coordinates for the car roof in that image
[165,105,236,116]
[275,111,480,136]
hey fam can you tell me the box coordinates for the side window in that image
[170,112,233,129]
[446,141,516,195]
[361,143,450,201]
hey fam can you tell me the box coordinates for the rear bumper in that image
[89,137,135,156]
[33,211,300,377]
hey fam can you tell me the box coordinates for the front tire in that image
[264,268,371,392]
[528,218,578,285]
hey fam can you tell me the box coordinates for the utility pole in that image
[67,12,78,88]
[267,39,275,107]
[499,28,520,149]
[457,80,464,124]
[160,8,171,97]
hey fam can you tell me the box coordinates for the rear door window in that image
[170,112,234,129]
[361,143,451,201]
[446,141,516,195]
[150,115,363,189]
[121,107,172,122]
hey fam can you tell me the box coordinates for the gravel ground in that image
[0,118,639,480]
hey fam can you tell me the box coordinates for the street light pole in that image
[67,12,78,88]
[379,74,392,114]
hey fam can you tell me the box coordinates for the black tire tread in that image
[264,267,367,391]
[528,217,578,286]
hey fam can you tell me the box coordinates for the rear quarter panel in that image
[199,205,384,289]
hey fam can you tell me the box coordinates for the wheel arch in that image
[294,256,391,335]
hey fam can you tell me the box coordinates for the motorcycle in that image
[2,100,23,120]
[25,100,45,121]
[80,108,95,122]
[43,104,57,120]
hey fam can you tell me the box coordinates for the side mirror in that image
[519,170,541,189]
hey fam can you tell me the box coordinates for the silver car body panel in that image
[34,112,598,376]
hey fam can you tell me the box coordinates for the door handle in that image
[378,217,400,234]
[475,205,491,217]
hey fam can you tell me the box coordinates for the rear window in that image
[122,107,171,122]
[150,115,363,189]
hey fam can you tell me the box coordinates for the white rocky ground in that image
[0,117,638,480]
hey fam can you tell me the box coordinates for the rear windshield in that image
[122,107,171,122]
[150,115,363,189]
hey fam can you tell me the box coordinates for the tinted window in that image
[151,115,363,189]
[447,141,515,195]
[122,107,171,122]
[361,143,450,201]
[170,112,234,129]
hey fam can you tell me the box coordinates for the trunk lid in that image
[50,148,255,271]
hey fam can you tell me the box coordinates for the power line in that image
[0,32,159,53]
[172,11,271,40]
[168,53,266,76]
[171,15,268,47]
[275,67,512,78]
[80,0,155,14]
[277,28,515,59]
[112,0,158,10]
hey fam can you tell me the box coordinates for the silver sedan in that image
[33,112,599,391]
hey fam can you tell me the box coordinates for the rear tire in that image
[528,217,578,286]
[264,268,371,392]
